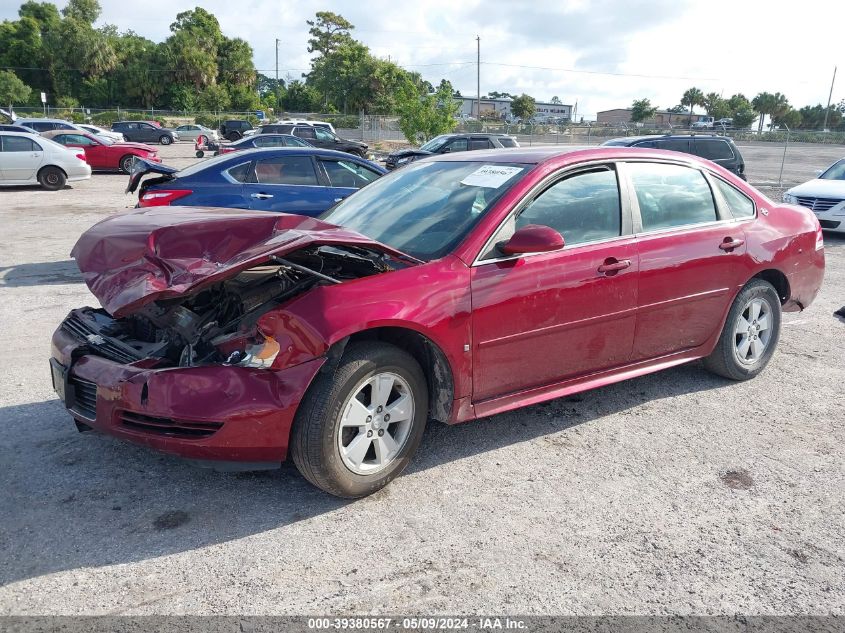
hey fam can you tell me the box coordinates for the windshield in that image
[419,135,450,152]
[321,160,529,260]
[820,159,845,180]
[95,135,114,145]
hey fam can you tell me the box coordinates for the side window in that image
[445,138,468,152]
[254,156,318,185]
[285,136,309,147]
[658,138,690,153]
[127,123,139,129]
[634,140,658,148]
[29,122,51,132]
[320,160,381,188]
[253,136,285,147]
[515,167,622,246]
[498,137,517,148]
[296,127,317,140]
[314,128,335,142]
[469,138,492,150]
[628,162,718,231]
[57,123,75,130]
[225,162,253,183]
[63,134,95,145]
[1,136,39,151]
[695,139,734,161]
[713,178,755,218]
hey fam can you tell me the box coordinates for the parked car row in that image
[51,144,825,498]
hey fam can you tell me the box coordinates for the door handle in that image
[597,258,631,275]
[250,193,274,199]
[719,237,745,251]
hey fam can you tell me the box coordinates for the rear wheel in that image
[703,279,782,380]
[226,131,242,142]
[290,342,428,498]
[159,135,172,145]
[38,166,66,191]
[119,154,136,173]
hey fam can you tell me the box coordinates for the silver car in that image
[174,124,219,143]
[0,131,91,190]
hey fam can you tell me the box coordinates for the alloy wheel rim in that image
[734,297,773,365]
[337,372,415,475]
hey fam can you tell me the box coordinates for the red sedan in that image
[42,130,160,173]
[52,147,824,497]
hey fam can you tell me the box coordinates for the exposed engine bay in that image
[62,245,402,368]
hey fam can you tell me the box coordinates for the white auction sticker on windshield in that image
[460,165,523,188]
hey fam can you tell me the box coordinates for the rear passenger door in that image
[243,154,334,216]
[0,135,45,181]
[624,161,748,360]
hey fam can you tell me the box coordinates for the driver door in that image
[470,164,639,401]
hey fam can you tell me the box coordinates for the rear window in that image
[695,139,734,161]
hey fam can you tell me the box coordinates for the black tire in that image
[703,279,782,381]
[159,135,172,145]
[290,342,429,498]
[119,154,136,173]
[226,131,242,142]
[195,150,205,158]
[38,166,66,191]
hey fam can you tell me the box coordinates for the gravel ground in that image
[0,142,843,616]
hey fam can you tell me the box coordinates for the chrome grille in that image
[69,376,97,419]
[795,196,843,213]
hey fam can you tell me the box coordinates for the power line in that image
[479,61,718,82]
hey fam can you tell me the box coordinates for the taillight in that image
[139,189,193,207]
[220,147,236,154]
[75,152,86,162]
[815,224,824,251]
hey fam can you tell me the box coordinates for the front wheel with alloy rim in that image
[703,279,782,380]
[290,342,428,498]
[119,154,136,173]
[159,135,172,145]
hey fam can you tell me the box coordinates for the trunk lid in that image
[126,157,178,193]
[70,207,416,317]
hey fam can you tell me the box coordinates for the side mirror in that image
[498,224,565,256]
[442,147,451,153]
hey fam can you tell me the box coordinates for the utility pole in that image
[275,38,280,85]
[476,36,480,118]
[822,66,837,131]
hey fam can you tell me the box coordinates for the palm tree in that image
[681,87,705,126]
[752,92,774,132]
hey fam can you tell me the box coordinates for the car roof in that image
[605,134,735,144]
[420,145,727,170]
[0,130,42,137]
[15,118,73,123]
[226,147,368,160]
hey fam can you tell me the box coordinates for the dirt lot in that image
[0,142,843,615]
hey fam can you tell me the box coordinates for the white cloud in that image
[2,0,841,117]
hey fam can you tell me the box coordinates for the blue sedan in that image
[128,148,386,216]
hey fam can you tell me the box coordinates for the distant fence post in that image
[778,124,791,188]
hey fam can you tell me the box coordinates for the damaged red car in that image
[51,147,825,497]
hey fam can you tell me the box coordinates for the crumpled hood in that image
[71,207,412,317]
[388,148,433,160]
[113,141,157,153]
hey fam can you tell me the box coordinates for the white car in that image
[78,124,125,142]
[0,131,91,190]
[783,158,845,234]
[276,119,336,134]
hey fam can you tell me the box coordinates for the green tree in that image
[217,37,256,87]
[0,69,31,106]
[306,11,354,56]
[197,83,231,111]
[772,107,801,129]
[752,92,789,131]
[228,84,260,111]
[681,87,705,125]
[732,108,756,129]
[396,80,458,143]
[510,93,536,120]
[630,98,658,123]
[282,80,321,112]
[166,8,222,89]
[61,0,100,23]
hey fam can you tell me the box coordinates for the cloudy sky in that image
[2,0,842,118]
